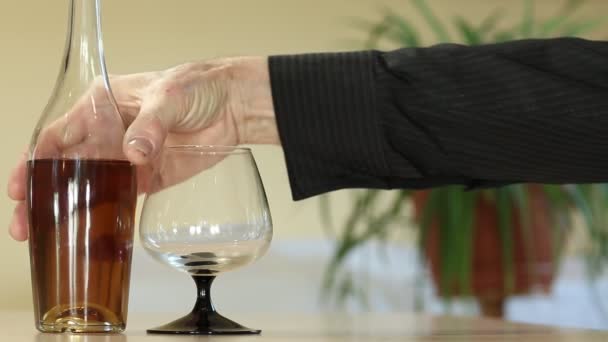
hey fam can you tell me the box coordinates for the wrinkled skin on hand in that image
[8,57,275,241]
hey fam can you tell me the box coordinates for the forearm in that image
[232,57,281,146]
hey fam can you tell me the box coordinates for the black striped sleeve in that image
[269,38,608,200]
[269,51,405,200]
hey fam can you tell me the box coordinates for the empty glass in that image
[139,146,273,335]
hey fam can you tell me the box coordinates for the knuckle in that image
[171,61,199,74]
[158,79,183,97]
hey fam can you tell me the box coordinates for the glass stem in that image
[192,276,216,315]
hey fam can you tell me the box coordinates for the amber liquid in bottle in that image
[27,159,137,333]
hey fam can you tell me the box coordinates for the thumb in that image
[123,98,177,165]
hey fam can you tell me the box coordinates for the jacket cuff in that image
[269,51,390,200]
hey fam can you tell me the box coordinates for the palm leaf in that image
[319,194,335,238]
[520,0,535,38]
[564,185,594,236]
[479,8,506,34]
[364,17,393,49]
[359,191,409,242]
[478,9,506,41]
[385,13,422,47]
[454,16,483,45]
[509,185,535,283]
[493,31,516,43]
[411,0,451,42]
[436,187,474,297]
[559,17,608,36]
[496,188,515,293]
[418,189,441,255]
[537,0,585,37]
[437,188,455,295]
[322,190,380,292]
[457,190,475,296]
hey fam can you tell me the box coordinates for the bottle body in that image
[27,0,136,333]
[28,159,136,333]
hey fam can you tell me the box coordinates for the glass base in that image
[147,311,260,335]
[37,322,125,334]
[37,303,125,333]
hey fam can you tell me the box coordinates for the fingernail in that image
[127,137,154,158]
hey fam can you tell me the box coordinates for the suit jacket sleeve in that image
[268,38,608,200]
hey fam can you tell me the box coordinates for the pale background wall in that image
[1,0,607,316]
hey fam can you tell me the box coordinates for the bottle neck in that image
[62,0,107,83]
[30,0,127,162]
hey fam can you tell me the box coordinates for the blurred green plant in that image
[321,0,608,315]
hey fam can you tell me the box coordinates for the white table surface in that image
[3,311,608,341]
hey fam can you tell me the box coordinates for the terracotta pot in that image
[413,185,557,318]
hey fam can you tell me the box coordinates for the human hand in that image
[8,56,278,241]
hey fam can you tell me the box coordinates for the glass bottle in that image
[26,0,137,333]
